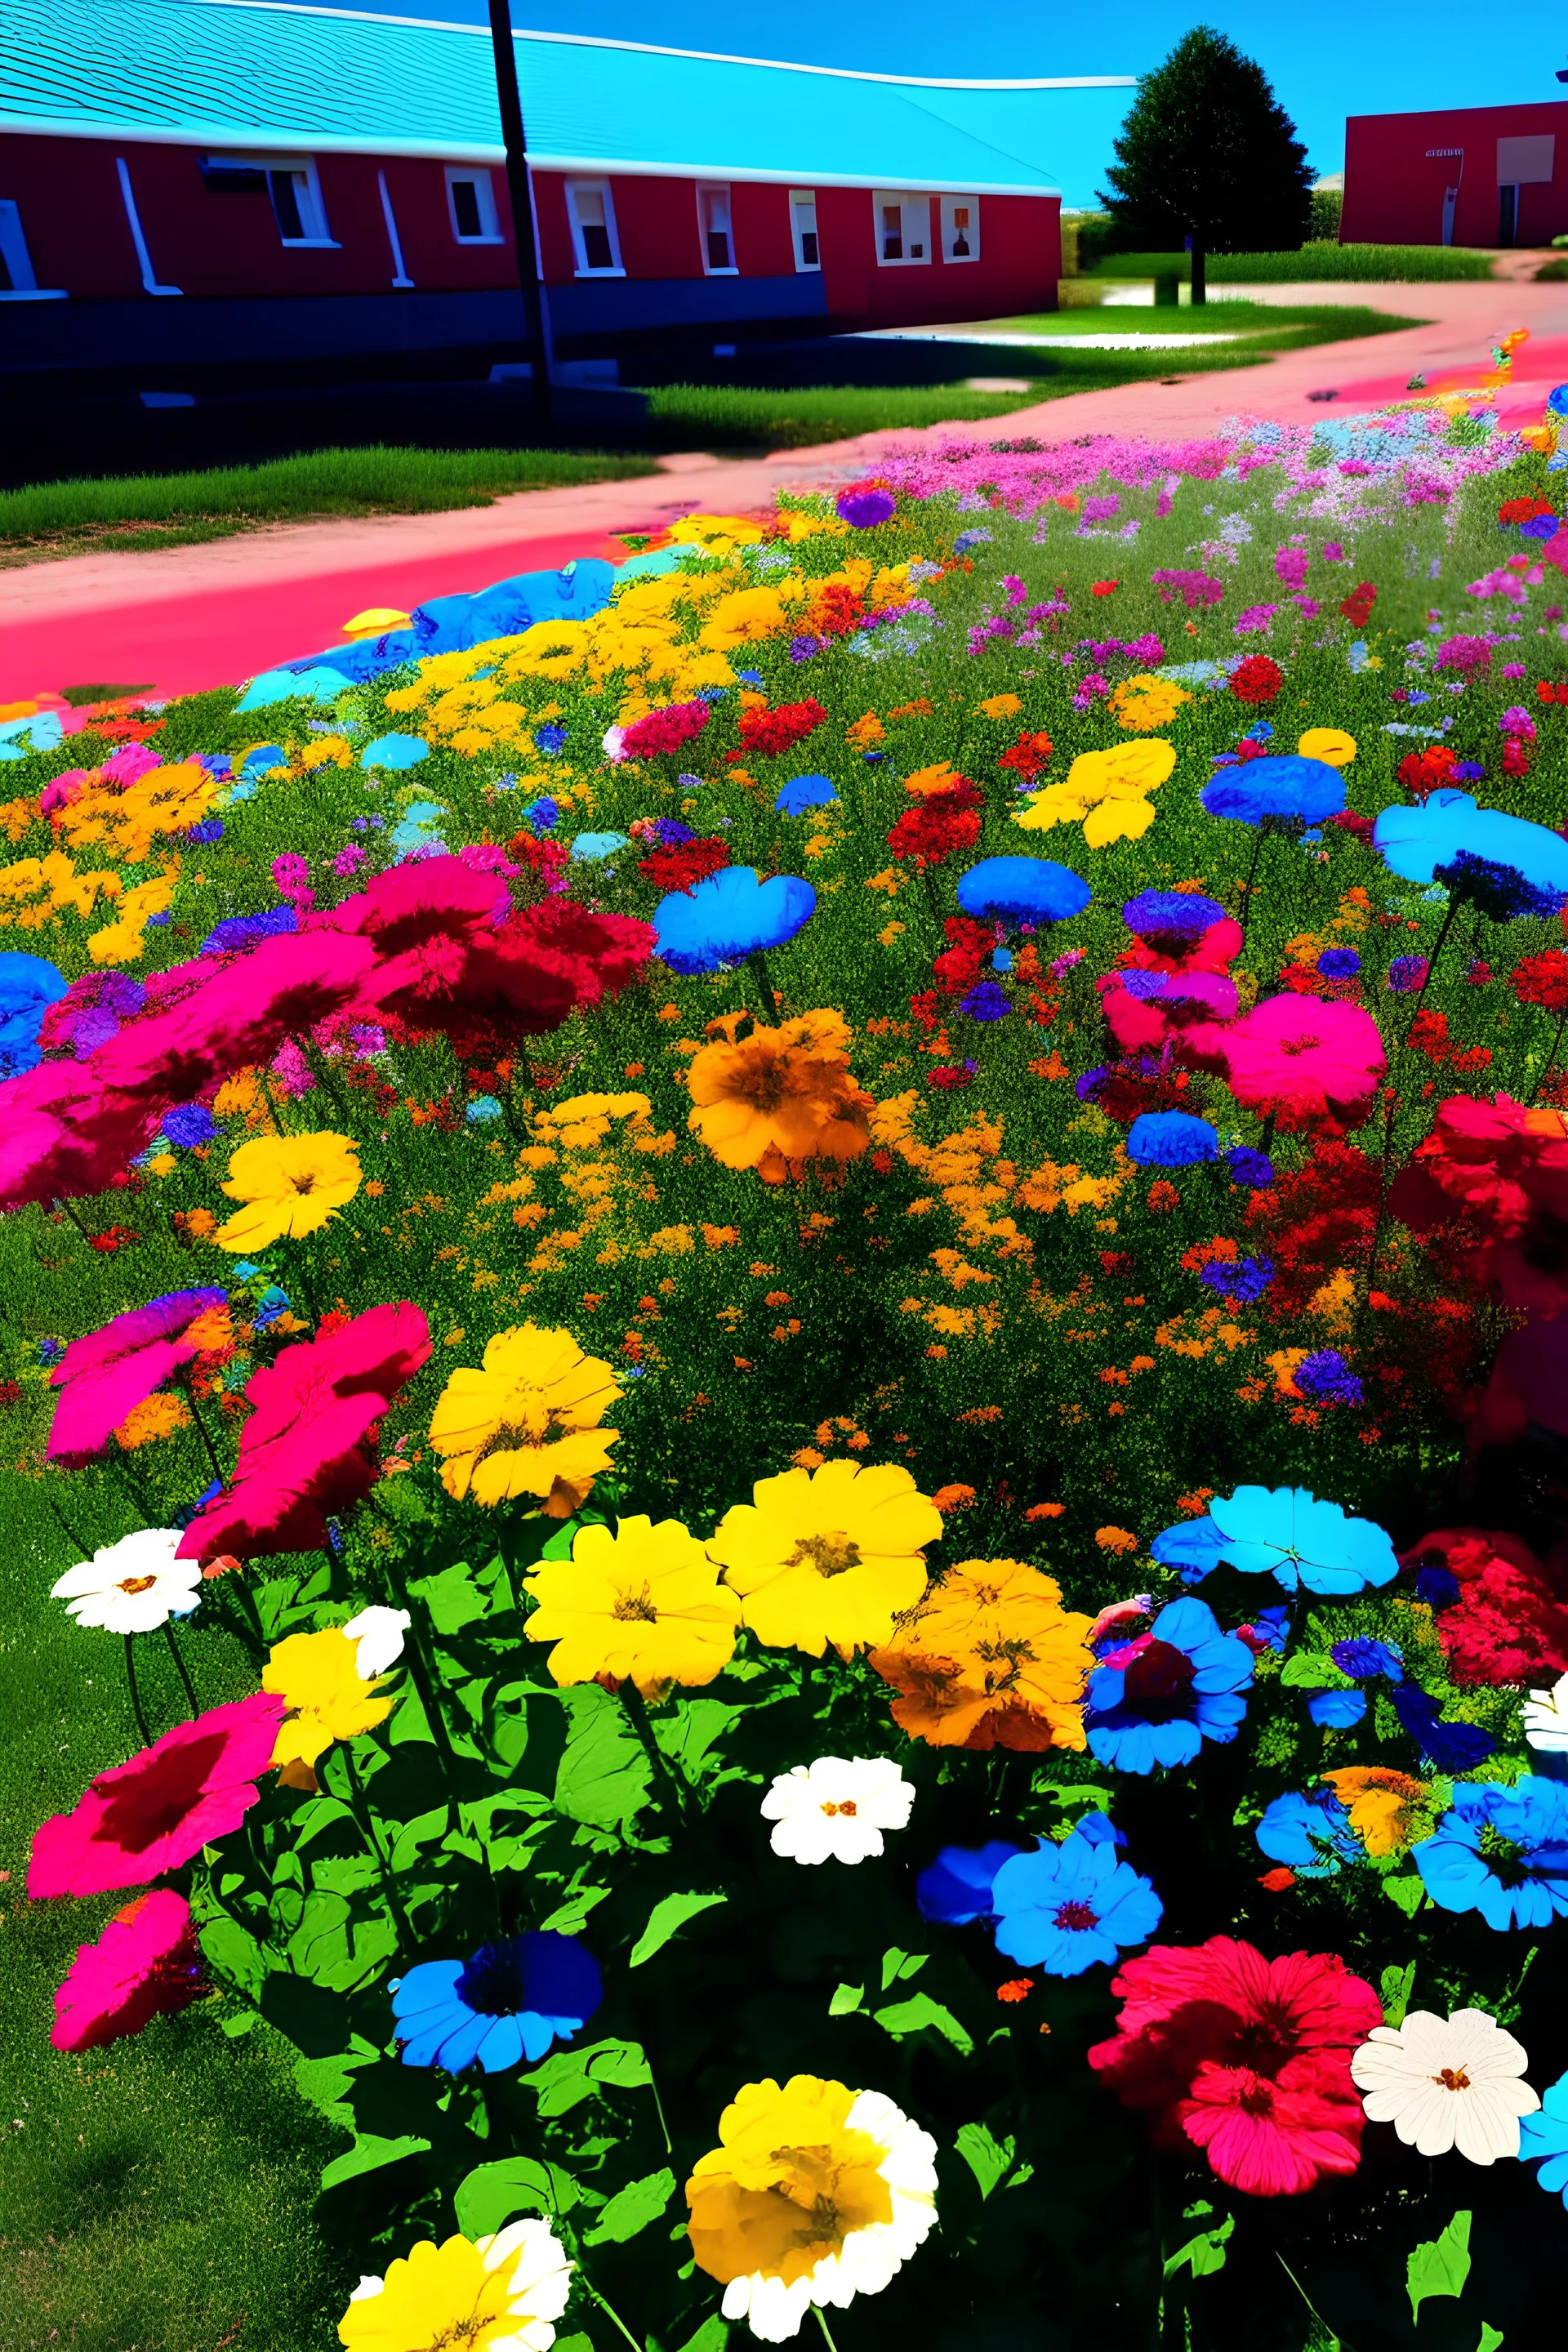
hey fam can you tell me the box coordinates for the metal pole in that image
[484,0,553,434]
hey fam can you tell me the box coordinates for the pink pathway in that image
[7,277,1568,708]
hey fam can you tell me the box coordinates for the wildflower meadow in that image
[8,394,1568,2351]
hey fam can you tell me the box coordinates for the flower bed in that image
[7,402,1568,2350]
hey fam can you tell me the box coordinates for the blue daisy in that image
[392,1931,602,2072]
[1084,1596,1254,1774]
[990,1827,1162,1976]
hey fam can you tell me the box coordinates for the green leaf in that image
[408,1557,491,1636]
[672,2321,730,2352]
[1408,2210,1472,2323]
[630,1891,728,1967]
[258,1972,352,2058]
[1383,1873,1428,1918]
[880,1947,928,1992]
[552,1687,653,1829]
[1164,2214,1234,2278]
[1281,1652,1353,1690]
[583,2167,676,2246]
[1476,2327,1504,2352]
[874,1993,973,2055]
[320,2131,431,2191]
[525,2038,653,2118]
[954,2121,1015,2199]
[828,1983,864,2016]
[455,2157,579,2237]
[196,1911,269,2003]
[652,1697,745,1780]
[1380,1961,1416,2028]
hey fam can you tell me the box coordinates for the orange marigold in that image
[686,1009,873,1184]
[867,1557,1094,1752]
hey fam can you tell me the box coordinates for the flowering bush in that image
[7,400,1568,2348]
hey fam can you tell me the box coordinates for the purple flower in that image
[1002,574,1027,605]
[186,818,224,846]
[1387,956,1429,993]
[162,1103,220,1148]
[1152,569,1224,609]
[200,906,299,956]
[836,488,896,529]
[1234,604,1279,635]
[1295,1350,1363,1405]
[1225,1147,1275,1188]
[788,635,824,662]
[1200,1255,1274,1302]
[960,981,1010,1023]
[1082,496,1120,522]
[1434,635,1492,675]
[1330,1637,1403,1683]
[1322,541,1345,561]
[271,853,310,897]
[1274,547,1308,592]
[1316,947,1361,979]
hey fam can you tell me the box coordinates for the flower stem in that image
[123,1633,153,1745]
[618,1678,688,1826]
[1276,2254,1339,2348]
[812,2310,841,2352]
[1398,890,1459,1050]
[581,2277,645,2352]
[180,1375,228,1487]
[162,1617,200,1717]
[342,1744,416,1959]
[748,949,781,1027]
[52,1194,96,1243]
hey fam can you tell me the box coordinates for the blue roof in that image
[0,0,1132,192]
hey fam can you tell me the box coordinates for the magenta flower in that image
[47,1289,228,1467]
[51,1890,205,2051]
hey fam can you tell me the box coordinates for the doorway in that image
[1499,182,1520,246]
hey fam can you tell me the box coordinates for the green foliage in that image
[1099,26,1314,252]
[629,1890,728,1966]
[1206,242,1496,282]
[1409,2210,1472,2322]
[1309,185,1344,243]
[1165,2209,1234,2278]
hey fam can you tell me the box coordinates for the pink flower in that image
[29,1693,287,1898]
[47,1287,227,1466]
[332,843,367,879]
[0,1061,151,1212]
[1223,996,1386,1125]
[51,1890,204,2051]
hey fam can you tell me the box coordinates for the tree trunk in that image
[1189,242,1206,306]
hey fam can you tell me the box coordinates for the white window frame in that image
[565,179,624,277]
[941,194,979,264]
[789,189,821,272]
[873,189,932,266]
[445,165,502,246]
[697,181,737,274]
[203,153,336,247]
[0,198,65,300]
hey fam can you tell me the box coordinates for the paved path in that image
[7,277,1568,709]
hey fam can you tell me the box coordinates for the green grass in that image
[1079,242,1493,283]
[0,1468,351,2352]
[0,443,654,559]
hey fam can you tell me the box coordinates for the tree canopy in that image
[1099,26,1314,254]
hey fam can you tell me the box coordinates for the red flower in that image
[1339,582,1378,623]
[619,700,710,759]
[1088,1937,1381,2196]
[1396,744,1459,800]
[933,915,994,998]
[29,1693,287,1897]
[736,698,828,760]
[1090,580,1120,596]
[887,783,982,869]
[51,1890,205,2051]
[637,836,732,892]
[1229,657,1282,706]
[999,730,1054,782]
[1403,1525,1568,1686]
[176,1303,431,1564]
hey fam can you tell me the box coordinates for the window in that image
[201,154,335,247]
[941,194,979,263]
[0,198,38,293]
[697,183,736,273]
[566,180,623,275]
[790,190,820,271]
[446,166,501,244]
[873,190,930,265]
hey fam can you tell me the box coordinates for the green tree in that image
[1099,27,1314,257]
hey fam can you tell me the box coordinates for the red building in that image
[1343,101,1568,249]
[0,2,1102,392]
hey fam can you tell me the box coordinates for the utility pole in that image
[485,0,553,436]
[1185,234,1206,308]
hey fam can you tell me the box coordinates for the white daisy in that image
[341,1604,411,1680]
[1351,2007,1540,2163]
[718,2091,938,2343]
[51,1529,201,1635]
[1523,1670,1568,1756]
[760,1755,914,1865]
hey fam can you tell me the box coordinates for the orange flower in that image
[686,1010,873,1183]
[1094,1526,1138,1557]
[1024,1503,1065,1521]
[868,1557,1094,1752]
[932,1483,976,1512]
[1258,1867,1295,1892]
[996,1979,1033,2003]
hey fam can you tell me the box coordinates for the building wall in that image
[1343,102,1568,248]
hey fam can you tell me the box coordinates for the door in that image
[1499,183,1519,246]
[1441,185,1458,246]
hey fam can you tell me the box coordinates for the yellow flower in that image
[263,1628,394,1770]
[709,1459,941,1658]
[523,1515,740,1696]
[1298,727,1356,767]
[978,693,1022,719]
[1108,675,1191,734]
[686,2074,938,2342]
[687,1009,873,1183]
[1013,740,1176,849]
[697,585,795,650]
[867,1557,1094,1751]
[429,1322,619,1514]
[115,1392,192,1450]
[667,511,766,552]
[339,2220,572,2352]
[214,1132,362,1251]
[1320,1766,1432,1857]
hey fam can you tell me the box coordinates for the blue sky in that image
[372,3,1568,206]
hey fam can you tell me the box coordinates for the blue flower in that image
[1199,1255,1273,1302]
[393,1931,602,2071]
[1122,889,1227,943]
[960,981,1010,1023]
[1256,1788,1362,1877]
[1374,789,1568,910]
[1520,2072,1568,2207]
[956,857,1091,926]
[200,906,298,956]
[653,818,695,847]
[162,1104,219,1148]
[736,669,765,687]
[535,724,568,755]
[466,1097,503,1125]
[952,528,993,551]
[35,1337,65,1367]
[0,952,67,1080]
[1316,947,1361,978]
[523,796,559,833]
[1415,1563,1461,1612]
[361,733,430,771]
[1126,1111,1218,1167]
[1153,1486,1398,1597]
[837,488,897,528]
[1414,1776,1568,1929]
[653,867,815,975]
[185,817,225,846]
[571,831,630,861]
[1225,1146,1276,1188]
[916,1838,1026,1925]
[1242,1604,1291,1652]
[1295,1351,1363,1405]
[1084,1597,1254,1774]
[1330,1637,1403,1683]
[1200,755,1346,828]
[990,1828,1163,1975]
[252,1286,292,1330]
[1387,955,1428,991]
[1304,1689,1367,1728]
[775,773,840,817]
[1392,1683,1498,1771]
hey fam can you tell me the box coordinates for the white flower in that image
[1524,1670,1568,1755]
[1351,2007,1540,2163]
[341,1604,410,1680]
[760,1755,914,1865]
[346,2219,572,2352]
[51,1529,201,1634]
[719,2091,938,2342]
